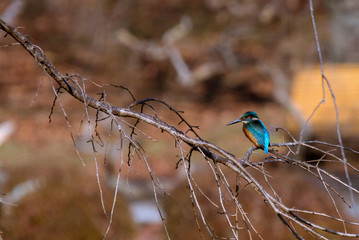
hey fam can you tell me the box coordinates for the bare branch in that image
[2,16,359,240]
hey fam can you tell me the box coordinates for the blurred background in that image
[1,0,359,239]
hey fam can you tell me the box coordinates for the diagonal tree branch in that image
[2,18,359,239]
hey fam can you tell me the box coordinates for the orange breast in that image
[243,125,261,147]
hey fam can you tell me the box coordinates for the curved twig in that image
[2,18,359,239]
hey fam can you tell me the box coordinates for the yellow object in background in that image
[291,64,359,135]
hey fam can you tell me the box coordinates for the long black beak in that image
[226,118,242,126]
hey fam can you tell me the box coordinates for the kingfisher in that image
[227,111,270,154]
